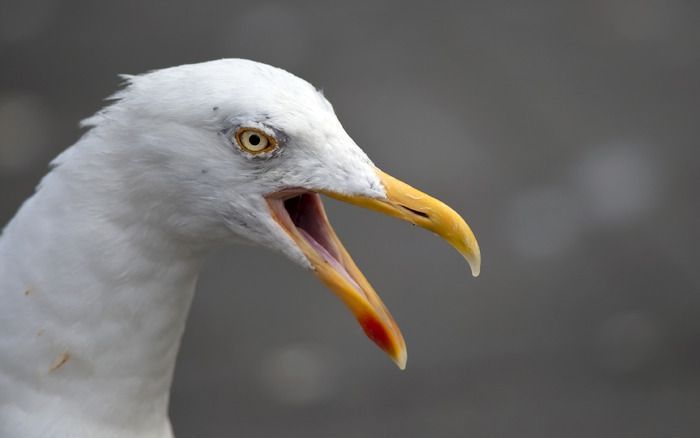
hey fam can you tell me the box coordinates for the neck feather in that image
[0,145,207,438]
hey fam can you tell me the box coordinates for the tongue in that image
[298,228,363,294]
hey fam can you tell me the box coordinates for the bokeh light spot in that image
[258,344,336,405]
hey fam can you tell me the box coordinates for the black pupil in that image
[249,134,261,146]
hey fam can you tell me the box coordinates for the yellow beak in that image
[325,170,481,278]
[267,169,480,369]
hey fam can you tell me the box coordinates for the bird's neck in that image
[0,155,207,438]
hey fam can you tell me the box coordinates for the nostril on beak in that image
[400,205,429,219]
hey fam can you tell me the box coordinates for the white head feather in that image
[61,58,384,265]
[0,59,385,438]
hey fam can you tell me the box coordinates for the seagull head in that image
[83,59,480,369]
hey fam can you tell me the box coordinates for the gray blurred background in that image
[1,0,699,436]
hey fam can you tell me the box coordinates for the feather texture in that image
[0,59,384,437]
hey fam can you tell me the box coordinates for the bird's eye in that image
[235,128,276,154]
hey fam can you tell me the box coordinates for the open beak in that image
[266,169,480,369]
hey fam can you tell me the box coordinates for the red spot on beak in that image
[359,315,394,355]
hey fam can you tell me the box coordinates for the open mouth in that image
[264,168,480,370]
[275,193,357,290]
[266,191,404,367]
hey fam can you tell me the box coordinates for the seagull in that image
[0,59,480,438]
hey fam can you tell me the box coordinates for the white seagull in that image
[0,59,480,438]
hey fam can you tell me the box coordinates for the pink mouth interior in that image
[273,193,362,292]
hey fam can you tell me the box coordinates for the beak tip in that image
[470,261,480,278]
[393,350,408,370]
[463,252,481,278]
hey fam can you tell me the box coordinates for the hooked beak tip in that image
[468,256,481,278]
[463,247,481,278]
